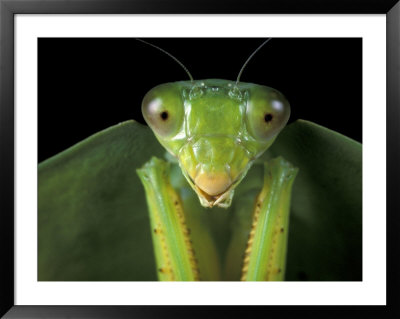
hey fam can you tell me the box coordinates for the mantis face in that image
[142,79,290,208]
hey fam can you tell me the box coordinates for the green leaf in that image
[267,120,362,280]
[38,121,164,280]
[38,119,361,281]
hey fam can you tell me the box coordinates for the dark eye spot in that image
[160,111,169,121]
[264,113,273,123]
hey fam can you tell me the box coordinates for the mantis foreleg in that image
[240,157,298,281]
[137,157,199,281]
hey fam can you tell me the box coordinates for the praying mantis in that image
[136,39,298,281]
[37,38,361,282]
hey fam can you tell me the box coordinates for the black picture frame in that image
[1,0,399,318]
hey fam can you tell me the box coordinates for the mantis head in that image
[141,79,290,207]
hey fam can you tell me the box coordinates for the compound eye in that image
[246,88,291,140]
[141,84,184,138]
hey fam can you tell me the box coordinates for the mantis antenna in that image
[236,38,272,85]
[136,38,194,82]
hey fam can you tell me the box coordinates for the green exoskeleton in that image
[137,39,298,281]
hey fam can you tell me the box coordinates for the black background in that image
[38,38,362,162]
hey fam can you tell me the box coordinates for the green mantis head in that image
[142,79,290,208]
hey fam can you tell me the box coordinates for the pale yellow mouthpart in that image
[194,172,232,196]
